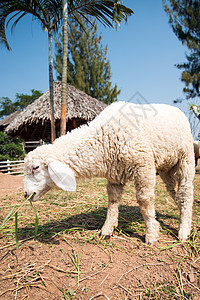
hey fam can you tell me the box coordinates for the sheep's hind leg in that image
[177,181,194,241]
[160,156,195,241]
[134,165,159,245]
[159,168,177,201]
[101,181,123,237]
[176,158,195,241]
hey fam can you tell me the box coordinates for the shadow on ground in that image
[17,204,180,244]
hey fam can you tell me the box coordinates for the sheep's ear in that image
[48,160,76,191]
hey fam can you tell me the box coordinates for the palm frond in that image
[0,0,62,49]
[68,0,133,28]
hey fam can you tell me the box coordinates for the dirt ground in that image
[0,173,200,300]
[0,173,23,196]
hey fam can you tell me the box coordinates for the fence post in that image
[7,159,11,173]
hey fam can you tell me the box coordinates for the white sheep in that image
[23,102,195,244]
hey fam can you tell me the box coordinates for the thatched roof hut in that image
[0,111,21,131]
[5,82,107,141]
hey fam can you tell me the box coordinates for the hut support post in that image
[48,30,56,143]
[60,0,68,136]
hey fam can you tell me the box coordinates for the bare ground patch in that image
[0,173,200,299]
[0,173,23,196]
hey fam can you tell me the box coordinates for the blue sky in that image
[0,0,192,109]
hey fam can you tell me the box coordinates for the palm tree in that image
[60,0,68,135]
[0,0,63,142]
[0,1,133,139]
[60,0,134,135]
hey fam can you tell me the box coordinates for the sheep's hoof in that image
[145,236,158,245]
[178,230,189,242]
[100,234,110,240]
[100,226,114,237]
[178,223,191,242]
[145,221,160,245]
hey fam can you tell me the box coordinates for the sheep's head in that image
[23,150,76,202]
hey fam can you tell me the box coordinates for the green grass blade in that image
[158,242,182,251]
[29,200,39,240]
[77,252,81,286]
[55,285,67,300]
[68,252,78,269]
[15,212,19,262]
[0,193,35,230]
[15,193,35,214]
[34,213,39,241]
[0,206,16,230]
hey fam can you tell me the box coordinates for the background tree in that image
[0,1,133,138]
[0,131,25,161]
[14,90,43,111]
[0,98,16,119]
[0,90,43,119]
[55,17,120,104]
[177,51,200,99]
[0,0,63,142]
[60,0,134,135]
[163,0,200,99]
[191,104,200,119]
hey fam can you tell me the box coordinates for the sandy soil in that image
[0,173,23,196]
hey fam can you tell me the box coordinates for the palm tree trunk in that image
[60,0,68,136]
[48,30,56,143]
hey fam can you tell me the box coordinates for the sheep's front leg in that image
[101,182,123,237]
[137,194,160,245]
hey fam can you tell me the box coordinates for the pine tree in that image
[163,0,200,99]
[54,17,120,104]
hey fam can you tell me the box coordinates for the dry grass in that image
[0,173,200,299]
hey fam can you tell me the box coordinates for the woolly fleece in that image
[24,102,195,244]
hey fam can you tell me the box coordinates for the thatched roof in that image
[5,82,107,140]
[0,111,21,128]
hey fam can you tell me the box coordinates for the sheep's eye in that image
[33,166,39,171]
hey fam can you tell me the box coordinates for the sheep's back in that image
[91,102,194,172]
